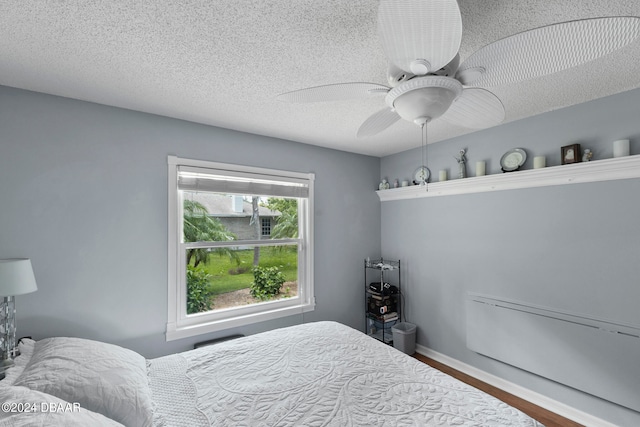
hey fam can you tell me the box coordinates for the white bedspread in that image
[148,321,544,426]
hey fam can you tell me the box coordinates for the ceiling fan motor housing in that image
[386,76,463,125]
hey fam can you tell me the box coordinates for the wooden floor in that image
[413,353,583,427]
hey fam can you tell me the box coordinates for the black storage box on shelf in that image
[368,282,399,296]
[367,295,397,316]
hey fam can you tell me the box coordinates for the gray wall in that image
[380,88,640,426]
[0,85,381,358]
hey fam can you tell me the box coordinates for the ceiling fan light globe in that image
[386,76,462,124]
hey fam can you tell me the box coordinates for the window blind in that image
[177,166,309,198]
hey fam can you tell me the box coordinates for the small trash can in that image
[392,322,416,355]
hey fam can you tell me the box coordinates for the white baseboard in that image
[415,344,617,427]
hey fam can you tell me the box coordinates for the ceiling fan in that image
[277,0,640,138]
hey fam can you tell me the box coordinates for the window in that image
[167,156,315,340]
[261,218,271,237]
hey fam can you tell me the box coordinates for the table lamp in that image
[0,259,37,367]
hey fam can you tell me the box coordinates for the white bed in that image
[0,321,544,426]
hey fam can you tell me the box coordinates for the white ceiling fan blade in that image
[357,108,401,138]
[276,83,389,103]
[457,17,640,87]
[378,0,462,76]
[440,88,505,129]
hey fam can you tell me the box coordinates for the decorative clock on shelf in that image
[500,148,527,172]
[413,165,431,185]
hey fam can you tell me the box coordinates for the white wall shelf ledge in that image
[377,155,640,202]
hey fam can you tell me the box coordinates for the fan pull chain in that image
[421,122,429,191]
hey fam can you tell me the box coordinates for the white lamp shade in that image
[0,259,38,296]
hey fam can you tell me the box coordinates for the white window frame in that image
[166,155,315,341]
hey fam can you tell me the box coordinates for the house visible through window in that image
[167,156,315,340]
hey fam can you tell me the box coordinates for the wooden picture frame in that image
[561,143,581,165]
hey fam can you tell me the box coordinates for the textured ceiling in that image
[2,1,640,157]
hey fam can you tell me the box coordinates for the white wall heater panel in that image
[466,293,640,412]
